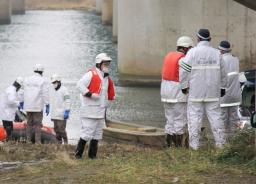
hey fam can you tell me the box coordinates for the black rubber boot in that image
[176,135,183,147]
[184,133,189,148]
[56,134,62,144]
[75,138,86,159]
[172,135,178,147]
[88,139,98,159]
[166,134,172,147]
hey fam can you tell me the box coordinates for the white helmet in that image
[33,64,44,72]
[15,77,23,86]
[95,53,112,64]
[177,36,194,48]
[51,74,61,83]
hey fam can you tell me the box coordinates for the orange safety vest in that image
[87,68,115,101]
[0,126,7,142]
[162,52,185,82]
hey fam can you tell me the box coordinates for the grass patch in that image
[0,139,255,183]
[217,129,256,169]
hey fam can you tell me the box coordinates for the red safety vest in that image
[87,68,115,100]
[162,52,185,82]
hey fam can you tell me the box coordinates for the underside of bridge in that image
[234,0,256,11]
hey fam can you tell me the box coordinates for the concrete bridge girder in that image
[96,0,102,15]
[102,0,113,25]
[117,0,256,80]
[234,0,256,11]
[0,0,11,24]
[12,0,26,15]
[112,0,118,42]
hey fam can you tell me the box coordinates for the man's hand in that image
[181,88,189,94]
[220,88,226,97]
[18,102,24,111]
[84,92,92,98]
[104,73,109,78]
[64,110,70,120]
[45,104,50,116]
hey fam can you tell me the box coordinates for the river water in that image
[0,10,165,143]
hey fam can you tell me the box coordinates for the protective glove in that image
[45,104,50,116]
[220,88,226,97]
[18,102,24,111]
[181,88,189,95]
[84,92,92,98]
[63,110,70,120]
[104,73,109,78]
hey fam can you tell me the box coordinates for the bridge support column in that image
[118,0,256,85]
[102,0,113,25]
[118,0,165,84]
[112,0,118,42]
[12,0,25,15]
[96,0,102,15]
[0,0,11,24]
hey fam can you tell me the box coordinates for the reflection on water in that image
[108,86,164,127]
[0,10,117,83]
[0,10,164,143]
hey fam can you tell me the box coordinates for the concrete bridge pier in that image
[112,0,118,42]
[96,0,102,15]
[101,0,113,25]
[12,0,25,14]
[118,0,256,86]
[0,0,11,24]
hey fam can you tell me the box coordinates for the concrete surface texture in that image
[118,0,256,79]
[112,0,118,42]
[96,0,102,14]
[0,0,11,24]
[101,0,113,25]
[12,0,26,14]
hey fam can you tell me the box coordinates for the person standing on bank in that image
[24,64,50,144]
[75,53,115,159]
[218,41,241,138]
[0,77,24,141]
[161,36,194,147]
[50,74,71,144]
[180,29,227,150]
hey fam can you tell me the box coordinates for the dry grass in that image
[0,139,255,184]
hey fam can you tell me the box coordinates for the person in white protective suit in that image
[218,41,242,138]
[0,77,24,141]
[75,53,115,159]
[24,64,50,144]
[161,36,194,147]
[50,74,71,144]
[179,29,227,150]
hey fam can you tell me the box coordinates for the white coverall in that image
[50,85,71,120]
[180,41,227,150]
[0,85,21,121]
[220,53,241,135]
[24,73,50,112]
[77,68,109,141]
[161,58,188,135]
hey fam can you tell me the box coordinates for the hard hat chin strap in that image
[96,63,101,69]
[54,82,61,91]
[177,46,191,54]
